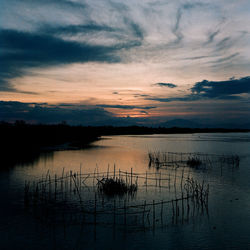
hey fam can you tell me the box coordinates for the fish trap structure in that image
[24,166,210,231]
[148,151,240,170]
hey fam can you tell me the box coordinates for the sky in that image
[0,0,250,127]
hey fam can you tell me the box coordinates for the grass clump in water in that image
[97,177,137,196]
[187,157,202,168]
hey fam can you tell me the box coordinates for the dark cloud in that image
[146,96,199,103]
[109,1,129,12]
[39,17,144,43]
[204,29,220,45]
[40,23,119,36]
[215,37,233,51]
[0,101,113,125]
[123,18,144,40]
[96,104,156,110]
[0,101,154,126]
[209,53,239,64]
[184,55,211,60]
[0,29,142,91]
[191,76,250,98]
[154,83,177,88]
[13,0,86,9]
[147,76,250,102]
[170,3,206,45]
[134,94,150,98]
[0,100,248,128]
[171,7,183,44]
[185,53,240,65]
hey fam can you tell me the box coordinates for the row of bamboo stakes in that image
[148,151,240,170]
[24,164,209,230]
[25,165,195,204]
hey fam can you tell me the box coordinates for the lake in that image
[1,133,250,250]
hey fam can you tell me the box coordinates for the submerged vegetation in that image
[186,157,202,168]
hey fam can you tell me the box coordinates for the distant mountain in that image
[212,122,250,129]
[160,119,250,129]
[160,119,204,128]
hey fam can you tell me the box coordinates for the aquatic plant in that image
[186,157,202,168]
[97,177,137,196]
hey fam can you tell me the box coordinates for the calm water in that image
[0,133,250,250]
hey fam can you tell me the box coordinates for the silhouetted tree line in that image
[0,121,249,169]
[0,121,100,168]
[1,120,249,150]
[0,121,100,151]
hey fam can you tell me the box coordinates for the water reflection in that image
[1,148,54,170]
[1,133,250,250]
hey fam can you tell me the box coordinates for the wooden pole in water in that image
[159,172,161,188]
[176,200,178,224]
[64,172,67,200]
[153,200,155,227]
[49,174,51,199]
[94,192,97,226]
[55,174,57,200]
[174,168,176,188]
[93,168,96,186]
[107,164,109,179]
[113,199,116,226]
[130,168,133,185]
[181,193,184,224]
[142,200,146,226]
[124,199,127,225]
[80,164,82,190]
[181,168,184,190]
[61,168,64,193]
[102,194,104,208]
[172,200,175,220]
[161,200,163,224]
[70,171,72,192]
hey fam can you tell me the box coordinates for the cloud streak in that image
[204,29,220,45]
[148,76,250,102]
[154,83,177,88]
[0,28,142,91]
[96,104,156,110]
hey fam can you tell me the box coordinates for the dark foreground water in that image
[0,133,250,250]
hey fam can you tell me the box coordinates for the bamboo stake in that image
[124,199,127,225]
[142,200,146,226]
[153,200,155,228]
[113,199,116,226]
[54,174,57,200]
[130,168,133,186]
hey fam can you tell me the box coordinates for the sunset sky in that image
[1,0,250,126]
